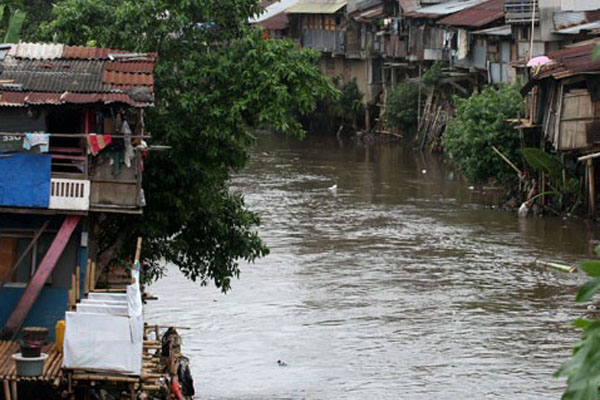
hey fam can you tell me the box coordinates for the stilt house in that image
[0,42,156,340]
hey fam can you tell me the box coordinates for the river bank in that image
[147,132,597,400]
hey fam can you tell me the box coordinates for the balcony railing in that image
[505,0,539,24]
[49,178,90,211]
[0,132,145,214]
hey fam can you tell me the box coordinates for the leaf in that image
[522,147,564,181]
[4,9,26,43]
[573,319,594,329]
[576,277,600,302]
[582,261,600,277]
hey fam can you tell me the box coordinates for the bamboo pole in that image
[3,380,11,400]
[75,266,80,302]
[10,380,17,400]
[90,262,96,291]
[534,260,576,273]
[84,259,90,296]
[491,146,523,177]
[588,159,596,218]
[134,237,143,265]
[69,272,76,310]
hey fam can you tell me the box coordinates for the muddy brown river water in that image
[147,133,600,399]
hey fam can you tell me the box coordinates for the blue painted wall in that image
[0,287,68,340]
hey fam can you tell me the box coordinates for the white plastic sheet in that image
[62,279,143,375]
[76,304,129,314]
[88,293,128,301]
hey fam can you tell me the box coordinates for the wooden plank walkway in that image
[0,341,63,382]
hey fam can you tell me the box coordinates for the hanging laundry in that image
[23,133,50,153]
[121,120,135,168]
[87,133,113,156]
[457,29,469,60]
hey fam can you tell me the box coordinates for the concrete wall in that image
[319,56,382,105]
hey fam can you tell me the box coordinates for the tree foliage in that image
[556,246,600,400]
[443,85,523,185]
[383,82,419,133]
[0,4,25,43]
[41,0,336,291]
[307,78,359,131]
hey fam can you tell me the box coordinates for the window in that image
[324,16,336,31]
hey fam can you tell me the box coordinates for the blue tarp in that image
[0,153,51,208]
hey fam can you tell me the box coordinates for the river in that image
[146,133,600,400]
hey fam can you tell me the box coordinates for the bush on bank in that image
[383,82,420,134]
[443,85,523,186]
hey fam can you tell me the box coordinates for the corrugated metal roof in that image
[286,0,347,14]
[256,12,290,30]
[103,70,154,86]
[554,10,600,29]
[405,0,487,19]
[556,21,600,34]
[249,0,300,23]
[8,43,64,60]
[437,0,505,27]
[354,5,385,21]
[0,43,156,106]
[0,91,151,107]
[554,11,588,29]
[104,61,156,73]
[399,0,419,13]
[535,40,600,79]
[472,24,512,35]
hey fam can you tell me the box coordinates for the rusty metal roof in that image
[437,0,505,27]
[0,43,156,107]
[535,40,600,79]
[256,12,290,30]
[0,91,151,107]
[472,24,511,35]
[553,10,600,35]
[405,0,487,19]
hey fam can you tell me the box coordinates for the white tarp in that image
[63,278,143,375]
[82,299,128,306]
[88,293,128,301]
[76,304,129,314]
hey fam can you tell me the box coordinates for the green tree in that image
[443,85,523,185]
[383,82,419,134]
[556,246,600,400]
[41,0,336,291]
[0,3,25,42]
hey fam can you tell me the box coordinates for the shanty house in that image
[286,0,348,53]
[437,0,508,82]
[0,42,155,340]
[404,0,488,63]
[529,41,600,152]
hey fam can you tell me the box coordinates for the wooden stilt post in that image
[588,159,596,218]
